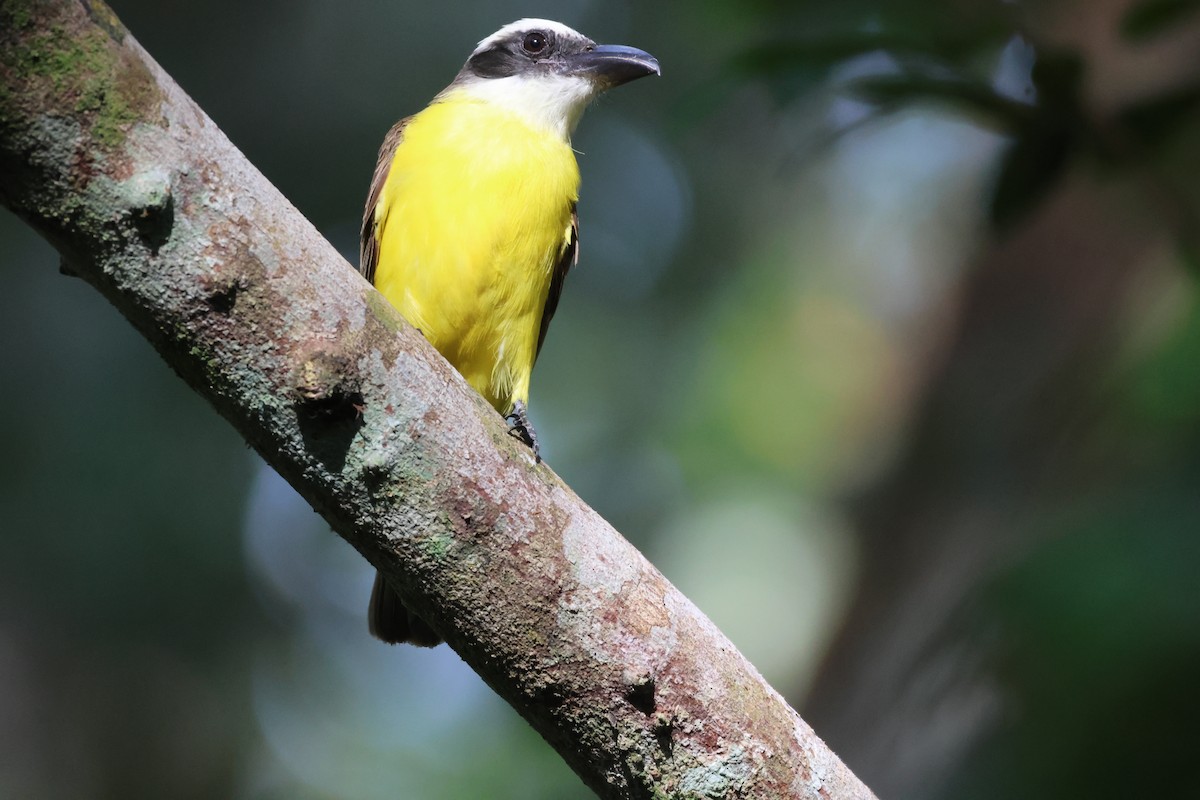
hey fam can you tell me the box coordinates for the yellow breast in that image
[372,93,579,414]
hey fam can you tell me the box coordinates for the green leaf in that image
[1121,0,1200,41]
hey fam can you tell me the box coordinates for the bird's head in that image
[444,19,660,140]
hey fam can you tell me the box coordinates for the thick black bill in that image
[570,44,661,88]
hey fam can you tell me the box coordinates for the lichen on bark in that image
[0,0,159,196]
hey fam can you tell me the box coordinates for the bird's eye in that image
[522,31,549,55]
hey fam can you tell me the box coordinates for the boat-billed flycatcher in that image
[361,20,659,645]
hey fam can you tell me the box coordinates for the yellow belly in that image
[372,95,579,414]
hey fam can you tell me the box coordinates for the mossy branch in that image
[0,2,876,798]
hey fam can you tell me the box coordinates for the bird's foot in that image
[505,400,541,462]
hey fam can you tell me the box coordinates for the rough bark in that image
[0,2,876,798]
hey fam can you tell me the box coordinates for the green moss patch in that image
[0,0,158,147]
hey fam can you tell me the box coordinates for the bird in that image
[359,19,660,645]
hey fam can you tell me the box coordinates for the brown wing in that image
[535,204,579,360]
[359,117,411,285]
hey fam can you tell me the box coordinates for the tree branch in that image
[0,2,875,797]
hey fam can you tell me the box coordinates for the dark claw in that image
[505,400,541,462]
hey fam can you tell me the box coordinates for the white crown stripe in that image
[473,19,590,55]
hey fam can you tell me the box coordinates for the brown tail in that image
[368,571,442,646]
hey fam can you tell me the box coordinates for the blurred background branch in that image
[2,0,1199,798]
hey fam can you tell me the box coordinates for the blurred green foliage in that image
[3,0,1200,798]
[1122,0,1200,40]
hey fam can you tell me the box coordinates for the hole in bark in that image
[207,281,241,314]
[653,712,675,757]
[295,388,364,474]
[626,675,656,716]
[294,353,364,474]
[133,191,174,255]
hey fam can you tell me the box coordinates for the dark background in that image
[3,1,1199,798]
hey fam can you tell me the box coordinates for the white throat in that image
[451,74,597,141]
